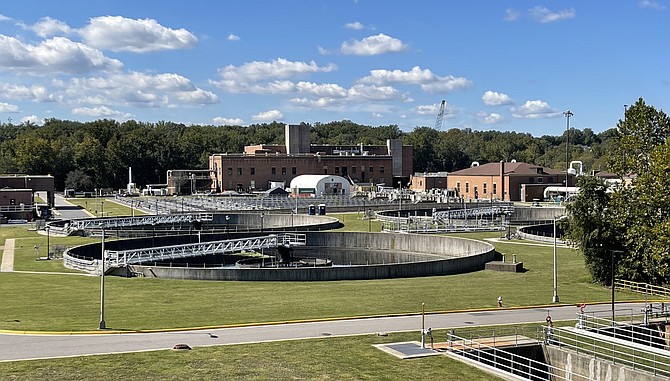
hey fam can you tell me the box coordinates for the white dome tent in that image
[289,175,351,196]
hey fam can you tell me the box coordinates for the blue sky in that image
[0,1,667,136]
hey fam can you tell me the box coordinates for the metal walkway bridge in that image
[432,204,514,222]
[105,233,306,267]
[58,213,215,235]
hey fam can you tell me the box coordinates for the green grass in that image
[64,197,147,218]
[0,330,504,381]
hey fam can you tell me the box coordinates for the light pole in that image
[260,212,264,233]
[45,225,50,258]
[553,215,568,303]
[99,226,106,329]
[225,215,230,239]
[563,110,573,203]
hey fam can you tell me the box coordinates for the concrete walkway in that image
[0,239,14,272]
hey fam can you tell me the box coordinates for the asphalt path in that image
[0,302,648,362]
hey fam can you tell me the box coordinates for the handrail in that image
[616,279,670,298]
[543,326,670,377]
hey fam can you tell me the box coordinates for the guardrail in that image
[543,326,670,377]
[577,310,670,348]
[616,279,670,298]
[448,331,576,380]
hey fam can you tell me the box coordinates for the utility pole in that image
[563,110,573,203]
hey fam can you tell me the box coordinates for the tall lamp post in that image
[225,215,230,239]
[260,212,265,233]
[99,225,106,329]
[563,110,573,203]
[553,215,568,303]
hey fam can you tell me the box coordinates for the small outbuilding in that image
[289,175,351,196]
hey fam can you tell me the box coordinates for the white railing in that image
[577,309,670,348]
[105,233,306,266]
[543,326,670,377]
[616,279,670,298]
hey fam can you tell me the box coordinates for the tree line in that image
[0,118,615,191]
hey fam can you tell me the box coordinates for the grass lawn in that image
[64,197,148,218]
[0,217,640,331]
[0,330,505,381]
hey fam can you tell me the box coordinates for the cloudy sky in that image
[0,1,667,135]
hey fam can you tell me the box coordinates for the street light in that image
[99,225,106,329]
[45,225,50,258]
[225,215,230,239]
[563,110,573,203]
[260,212,265,233]
[553,215,568,303]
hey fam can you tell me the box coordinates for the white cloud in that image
[478,112,503,124]
[344,21,364,30]
[317,46,330,55]
[510,100,562,118]
[252,109,283,121]
[20,115,43,125]
[638,0,666,10]
[529,6,575,23]
[340,33,408,55]
[227,33,240,41]
[412,102,457,118]
[482,91,512,106]
[213,117,244,125]
[359,66,472,93]
[0,82,59,102]
[64,71,218,109]
[371,112,383,118]
[215,58,336,86]
[504,8,521,21]
[71,105,132,118]
[0,102,19,112]
[0,35,123,74]
[0,14,12,22]
[30,17,73,37]
[78,16,197,52]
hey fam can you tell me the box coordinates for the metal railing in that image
[543,326,670,377]
[448,331,582,380]
[68,213,214,233]
[616,279,670,298]
[576,309,670,348]
[105,233,306,266]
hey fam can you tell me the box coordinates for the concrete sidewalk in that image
[0,239,14,272]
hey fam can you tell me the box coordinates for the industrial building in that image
[289,175,351,196]
[0,174,55,221]
[410,161,576,202]
[209,124,413,193]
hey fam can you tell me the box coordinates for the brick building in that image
[447,161,575,202]
[209,124,413,192]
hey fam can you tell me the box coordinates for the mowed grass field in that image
[0,210,643,380]
[0,214,638,332]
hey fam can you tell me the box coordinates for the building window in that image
[483,182,487,194]
[227,167,233,176]
[281,167,286,175]
[465,182,469,193]
[237,168,242,175]
[292,167,296,175]
[474,186,479,199]
[380,166,385,174]
[342,167,348,176]
[493,183,497,195]
[456,181,461,193]
[250,167,255,175]
[271,167,276,175]
[538,177,544,183]
[335,166,340,174]
[351,166,356,174]
[369,166,374,173]
[323,166,328,174]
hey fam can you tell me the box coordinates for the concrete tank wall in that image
[129,232,495,281]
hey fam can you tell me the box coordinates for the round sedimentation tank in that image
[65,231,495,281]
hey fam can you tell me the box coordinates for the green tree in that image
[64,169,93,191]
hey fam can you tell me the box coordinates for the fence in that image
[616,279,670,298]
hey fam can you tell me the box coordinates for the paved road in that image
[52,194,92,220]
[0,302,648,362]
